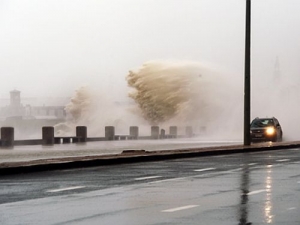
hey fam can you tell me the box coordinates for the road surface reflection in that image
[238,164,251,225]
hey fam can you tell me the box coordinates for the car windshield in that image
[251,119,274,128]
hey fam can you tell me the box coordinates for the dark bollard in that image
[169,126,178,138]
[186,126,193,138]
[42,126,54,145]
[105,126,115,140]
[151,126,159,139]
[160,129,165,139]
[130,126,139,139]
[1,127,14,147]
[76,126,87,143]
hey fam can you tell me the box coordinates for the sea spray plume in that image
[55,85,147,136]
[126,60,220,125]
[65,86,93,123]
[54,86,93,136]
[55,61,243,139]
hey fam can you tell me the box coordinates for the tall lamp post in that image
[244,0,251,146]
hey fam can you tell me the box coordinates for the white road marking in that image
[287,207,296,211]
[248,189,266,195]
[162,205,199,212]
[194,168,216,172]
[248,163,257,166]
[276,159,290,162]
[134,176,162,181]
[149,177,185,184]
[212,155,226,158]
[225,168,242,173]
[149,171,220,184]
[46,186,85,193]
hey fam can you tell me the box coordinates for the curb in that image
[1,142,300,175]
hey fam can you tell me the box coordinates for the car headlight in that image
[266,127,275,135]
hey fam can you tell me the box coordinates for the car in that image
[250,117,283,142]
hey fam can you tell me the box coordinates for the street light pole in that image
[244,0,251,146]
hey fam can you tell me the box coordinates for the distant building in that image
[0,90,66,120]
[0,90,68,138]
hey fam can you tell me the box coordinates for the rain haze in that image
[0,0,300,140]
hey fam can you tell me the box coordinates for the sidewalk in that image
[1,139,300,175]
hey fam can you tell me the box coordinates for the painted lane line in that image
[134,176,162,181]
[223,168,242,173]
[194,168,216,172]
[162,205,199,213]
[148,172,220,184]
[248,189,266,195]
[149,177,185,184]
[212,155,226,158]
[248,163,257,166]
[276,159,290,162]
[46,186,86,193]
[287,207,296,211]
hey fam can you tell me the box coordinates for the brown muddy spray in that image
[56,60,244,139]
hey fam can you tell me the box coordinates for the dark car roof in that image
[250,117,276,128]
[252,117,276,120]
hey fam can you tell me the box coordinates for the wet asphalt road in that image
[0,148,300,225]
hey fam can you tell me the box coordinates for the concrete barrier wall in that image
[0,125,198,147]
[14,139,42,146]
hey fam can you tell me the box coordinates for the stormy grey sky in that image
[0,0,300,99]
